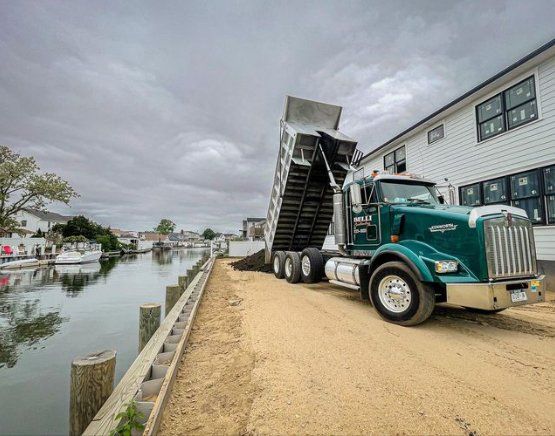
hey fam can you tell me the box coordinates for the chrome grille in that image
[484,216,537,279]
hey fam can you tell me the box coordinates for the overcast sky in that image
[1,1,554,233]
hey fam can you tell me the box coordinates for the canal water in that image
[0,248,209,435]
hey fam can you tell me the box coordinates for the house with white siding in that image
[353,38,555,286]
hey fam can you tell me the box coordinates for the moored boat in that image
[55,243,102,265]
[0,258,40,269]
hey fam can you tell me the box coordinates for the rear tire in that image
[272,251,286,279]
[369,261,435,326]
[300,248,324,283]
[284,251,301,283]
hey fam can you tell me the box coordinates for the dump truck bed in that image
[264,96,359,262]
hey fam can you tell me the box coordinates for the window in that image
[459,165,555,226]
[544,165,555,224]
[510,169,543,224]
[20,220,27,227]
[460,183,481,206]
[384,146,406,173]
[363,183,377,204]
[483,178,508,205]
[428,124,444,144]
[476,76,538,142]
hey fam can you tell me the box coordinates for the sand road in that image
[160,259,555,435]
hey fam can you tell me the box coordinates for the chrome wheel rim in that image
[285,258,292,277]
[301,256,311,276]
[273,256,280,274]
[378,275,411,313]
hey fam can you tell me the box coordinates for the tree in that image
[155,219,175,235]
[57,215,121,252]
[202,228,216,240]
[0,146,78,230]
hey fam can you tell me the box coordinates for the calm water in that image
[0,248,209,435]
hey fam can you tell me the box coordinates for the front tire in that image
[300,248,324,283]
[272,251,286,279]
[369,261,435,326]
[284,251,301,283]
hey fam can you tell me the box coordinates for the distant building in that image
[14,208,72,236]
[139,231,169,243]
[242,218,266,239]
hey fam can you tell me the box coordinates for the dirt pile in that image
[230,250,272,273]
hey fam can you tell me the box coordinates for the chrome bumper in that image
[446,275,545,310]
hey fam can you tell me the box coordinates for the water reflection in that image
[152,249,173,265]
[54,258,117,297]
[0,297,66,368]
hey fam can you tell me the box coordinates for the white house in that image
[14,208,72,235]
[354,38,555,286]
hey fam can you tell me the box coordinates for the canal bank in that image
[159,259,555,435]
[0,248,209,435]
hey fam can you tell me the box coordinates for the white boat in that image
[55,250,102,264]
[0,258,40,269]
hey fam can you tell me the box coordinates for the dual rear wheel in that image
[272,248,324,284]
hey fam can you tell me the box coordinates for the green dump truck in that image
[265,96,545,326]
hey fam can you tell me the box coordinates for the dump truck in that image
[265,96,545,326]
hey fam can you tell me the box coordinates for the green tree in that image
[0,145,78,230]
[202,228,216,240]
[155,218,175,235]
[57,215,121,251]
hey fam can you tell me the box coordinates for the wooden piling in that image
[178,275,188,292]
[70,350,116,436]
[165,285,181,316]
[139,303,161,352]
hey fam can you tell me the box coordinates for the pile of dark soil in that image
[230,250,272,273]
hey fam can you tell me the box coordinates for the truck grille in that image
[484,216,537,279]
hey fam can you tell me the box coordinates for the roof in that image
[360,38,555,164]
[23,208,72,223]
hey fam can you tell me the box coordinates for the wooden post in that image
[187,268,194,280]
[178,275,188,292]
[139,303,161,352]
[165,285,181,316]
[70,350,116,436]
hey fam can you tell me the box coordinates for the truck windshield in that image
[380,181,439,205]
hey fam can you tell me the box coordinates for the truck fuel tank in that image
[325,257,364,286]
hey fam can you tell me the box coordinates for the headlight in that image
[435,260,458,273]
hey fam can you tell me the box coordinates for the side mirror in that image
[349,184,363,214]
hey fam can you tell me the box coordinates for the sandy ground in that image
[159,259,555,435]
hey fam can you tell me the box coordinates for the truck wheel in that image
[369,261,435,326]
[272,251,286,279]
[284,251,301,283]
[300,248,324,283]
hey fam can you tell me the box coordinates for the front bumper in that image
[446,275,545,310]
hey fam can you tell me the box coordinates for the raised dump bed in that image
[264,96,360,261]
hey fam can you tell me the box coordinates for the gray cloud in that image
[1,0,554,233]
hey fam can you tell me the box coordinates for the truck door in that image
[352,182,381,256]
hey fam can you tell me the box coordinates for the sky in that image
[1,1,554,233]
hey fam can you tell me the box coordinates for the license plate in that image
[510,290,528,303]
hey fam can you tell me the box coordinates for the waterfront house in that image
[14,208,72,236]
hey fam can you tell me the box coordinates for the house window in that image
[544,165,555,224]
[384,146,406,173]
[427,124,444,144]
[460,183,481,206]
[476,76,537,142]
[510,169,543,224]
[483,177,508,205]
[20,220,27,227]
